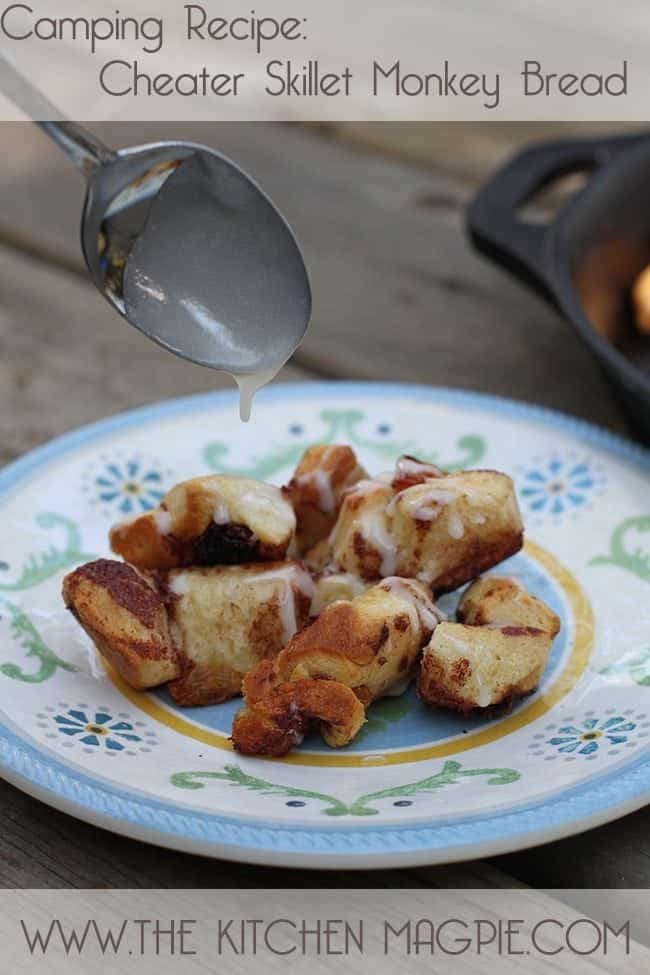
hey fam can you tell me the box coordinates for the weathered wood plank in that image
[0,757,521,888]
[323,122,644,182]
[498,804,650,888]
[0,122,627,431]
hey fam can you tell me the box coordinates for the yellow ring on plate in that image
[104,538,594,767]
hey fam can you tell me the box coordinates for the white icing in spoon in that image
[123,152,309,423]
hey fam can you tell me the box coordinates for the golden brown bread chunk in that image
[231,668,365,756]
[417,576,560,712]
[283,445,367,554]
[62,559,179,690]
[63,559,313,705]
[324,459,523,591]
[109,474,296,570]
[232,577,443,756]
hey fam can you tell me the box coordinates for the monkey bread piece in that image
[62,559,179,691]
[386,470,524,590]
[417,576,560,713]
[63,559,313,705]
[326,477,395,576]
[328,464,524,591]
[283,445,367,554]
[166,561,313,706]
[231,577,443,757]
[232,668,366,756]
[109,474,296,570]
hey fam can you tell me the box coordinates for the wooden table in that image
[0,121,646,890]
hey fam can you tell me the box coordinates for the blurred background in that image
[0,120,643,473]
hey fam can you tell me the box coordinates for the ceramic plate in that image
[0,382,648,868]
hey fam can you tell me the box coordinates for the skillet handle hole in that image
[516,166,596,226]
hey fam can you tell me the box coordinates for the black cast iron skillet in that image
[467,132,650,444]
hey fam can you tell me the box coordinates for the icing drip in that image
[462,485,484,507]
[394,455,444,482]
[313,469,337,514]
[296,450,338,514]
[380,577,444,635]
[276,583,298,645]
[447,507,465,539]
[388,483,468,539]
[169,572,190,596]
[245,564,314,645]
[213,501,231,525]
[386,485,456,520]
[154,507,173,535]
[360,510,398,576]
[333,478,398,576]
[342,477,388,499]
[472,669,492,708]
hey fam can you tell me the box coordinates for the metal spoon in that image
[0,53,311,389]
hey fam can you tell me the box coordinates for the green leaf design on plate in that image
[601,647,650,687]
[203,408,486,477]
[441,434,486,471]
[170,760,519,817]
[203,442,307,481]
[0,599,79,683]
[590,515,650,583]
[170,765,349,817]
[348,761,521,816]
[354,695,411,743]
[0,513,95,592]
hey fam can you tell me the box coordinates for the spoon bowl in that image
[82,141,312,373]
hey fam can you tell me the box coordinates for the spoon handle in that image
[0,50,115,176]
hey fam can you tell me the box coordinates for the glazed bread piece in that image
[167,561,313,706]
[109,474,296,570]
[62,559,179,690]
[283,445,367,554]
[417,576,560,712]
[63,559,313,705]
[232,577,443,756]
[320,477,394,576]
[327,458,524,591]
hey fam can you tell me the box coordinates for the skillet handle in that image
[467,133,650,304]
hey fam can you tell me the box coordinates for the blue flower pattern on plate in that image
[548,716,636,756]
[94,459,164,515]
[54,709,142,751]
[519,458,600,516]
